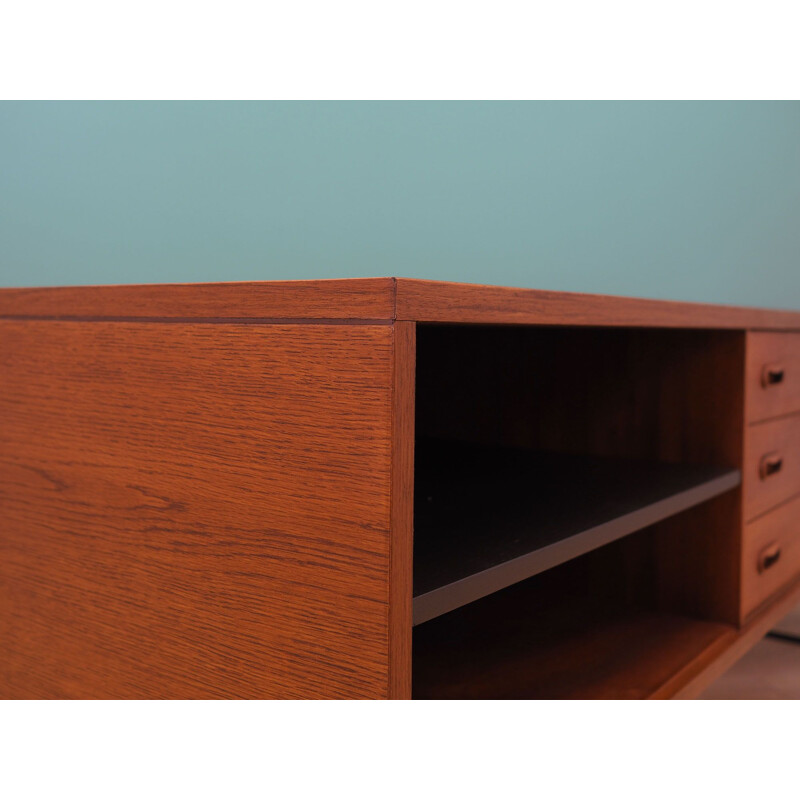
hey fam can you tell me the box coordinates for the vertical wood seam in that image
[388,320,415,698]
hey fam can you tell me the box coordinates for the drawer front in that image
[747,333,800,423]
[742,495,800,619]
[744,415,800,521]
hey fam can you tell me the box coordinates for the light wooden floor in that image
[700,604,800,699]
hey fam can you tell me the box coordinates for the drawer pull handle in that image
[758,543,782,573]
[759,452,784,480]
[762,364,785,387]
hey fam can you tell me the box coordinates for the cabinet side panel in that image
[0,321,393,698]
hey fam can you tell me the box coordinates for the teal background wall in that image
[1,101,798,308]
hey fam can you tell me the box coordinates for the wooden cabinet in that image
[2,278,800,699]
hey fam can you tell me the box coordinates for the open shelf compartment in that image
[413,437,740,625]
[413,546,737,700]
[411,324,745,699]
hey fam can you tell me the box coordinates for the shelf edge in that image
[413,467,741,626]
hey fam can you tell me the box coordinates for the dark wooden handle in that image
[759,451,784,480]
[762,363,785,387]
[758,543,782,573]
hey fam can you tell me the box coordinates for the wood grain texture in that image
[648,625,738,700]
[698,634,800,699]
[415,608,732,700]
[744,414,800,521]
[0,278,396,321]
[746,333,800,422]
[675,577,800,699]
[742,494,800,620]
[396,278,800,329]
[412,562,734,700]
[412,518,800,699]
[4,277,800,330]
[0,320,395,699]
[388,321,415,699]
[413,439,740,625]
[650,492,744,626]
[415,325,747,626]
[417,326,745,466]
[5,277,800,701]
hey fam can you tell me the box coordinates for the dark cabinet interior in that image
[412,324,745,699]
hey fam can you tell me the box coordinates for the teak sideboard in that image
[3,278,800,699]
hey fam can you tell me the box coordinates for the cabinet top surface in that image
[1,277,799,329]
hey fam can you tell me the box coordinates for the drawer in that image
[744,414,800,521]
[742,494,800,619]
[747,333,800,422]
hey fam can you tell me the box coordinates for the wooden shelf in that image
[413,438,741,625]
[413,578,736,700]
